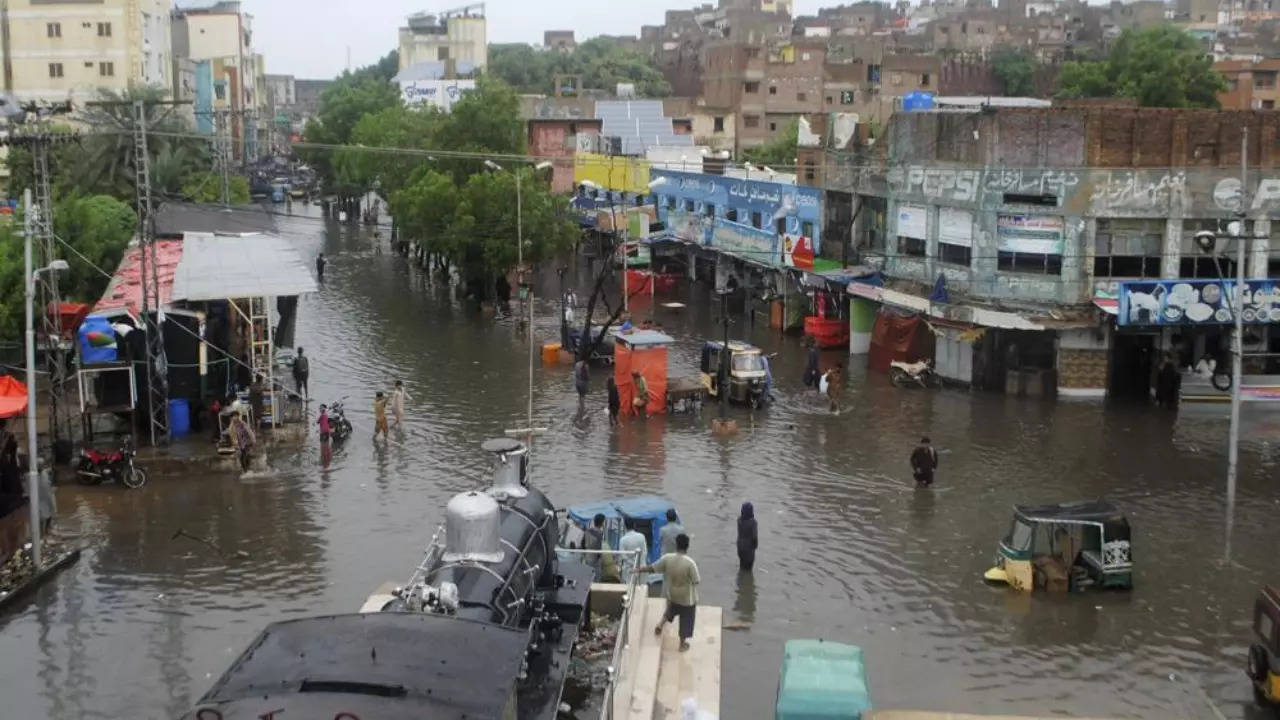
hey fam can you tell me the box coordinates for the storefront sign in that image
[897,205,927,239]
[1117,278,1280,326]
[783,234,814,270]
[399,79,475,110]
[996,214,1063,255]
[938,208,973,247]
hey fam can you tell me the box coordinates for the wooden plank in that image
[614,595,660,720]
[623,598,667,720]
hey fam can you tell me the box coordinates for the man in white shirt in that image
[618,518,648,580]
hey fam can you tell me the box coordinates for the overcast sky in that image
[249,0,825,79]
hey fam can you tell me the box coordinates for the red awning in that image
[0,376,29,419]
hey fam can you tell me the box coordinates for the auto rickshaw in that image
[984,500,1133,593]
[1248,585,1280,711]
[700,340,768,408]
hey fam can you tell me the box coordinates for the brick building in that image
[830,106,1280,398]
[1217,58,1280,110]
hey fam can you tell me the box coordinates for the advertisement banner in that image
[897,205,928,239]
[996,214,1063,255]
[938,207,973,247]
[711,222,779,265]
[783,234,814,270]
[1118,278,1280,326]
[399,79,476,110]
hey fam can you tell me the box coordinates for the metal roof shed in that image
[171,232,317,427]
[171,232,317,302]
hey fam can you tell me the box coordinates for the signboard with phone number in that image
[1117,278,1280,326]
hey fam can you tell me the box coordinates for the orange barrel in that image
[542,342,562,365]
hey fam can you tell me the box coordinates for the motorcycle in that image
[889,359,943,389]
[76,436,147,489]
[328,400,354,442]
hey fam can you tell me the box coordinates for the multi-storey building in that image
[1216,58,1280,110]
[829,106,1280,398]
[172,1,263,158]
[1,0,172,107]
[398,4,486,74]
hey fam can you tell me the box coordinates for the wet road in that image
[2,207,1279,719]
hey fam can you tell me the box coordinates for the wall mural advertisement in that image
[1118,278,1280,326]
[650,169,822,268]
[897,204,928,239]
[996,214,1064,255]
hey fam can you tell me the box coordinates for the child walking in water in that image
[373,392,389,440]
[391,380,410,428]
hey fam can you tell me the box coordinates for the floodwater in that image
[2,206,1279,720]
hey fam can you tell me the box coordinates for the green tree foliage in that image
[489,38,671,97]
[992,49,1036,97]
[1055,25,1227,107]
[0,196,136,341]
[180,173,251,204]
[301,51,402,184]
[744,119,798,167]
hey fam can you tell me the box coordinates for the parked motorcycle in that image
[76,436,147,489]
[328,400,354,442]
[889,359,943,389]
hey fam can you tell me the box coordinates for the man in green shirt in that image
[638,533,700,651]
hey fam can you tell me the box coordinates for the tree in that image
[52,195,137,306]
[992,49,1036,97]
[744,119,798,167]
[488,38,671,97]
[1055,25,1227,107]
[180,173,251,204]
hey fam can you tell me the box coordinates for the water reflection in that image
[0,206,1275,719]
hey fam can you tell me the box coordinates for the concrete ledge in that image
[867,713,1128,720]
[0,548,81,614]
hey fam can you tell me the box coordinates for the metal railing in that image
[557,547,644,720]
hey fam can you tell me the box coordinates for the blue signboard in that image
[1117,278,1280,326]
[650,169,823,268]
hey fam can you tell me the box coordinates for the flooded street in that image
[3,208,1280,720]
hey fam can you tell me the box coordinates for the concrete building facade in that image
[172,1,264,159]
[1,0,172,106]
[398,4,486,73]
[1217,58,1280,110]
[830,106,1280,397]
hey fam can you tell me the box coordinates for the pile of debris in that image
[0,535,73,603]
[560,613,620,717]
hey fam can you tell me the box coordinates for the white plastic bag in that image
[681,698,717,720]
[819,371,830,395]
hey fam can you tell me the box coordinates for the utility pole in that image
[22,188,41,569]
[134,100,169,446]
[2,101,76,455]
[213,109,231,207]
[1225,125,1248,562]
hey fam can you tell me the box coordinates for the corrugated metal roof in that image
[154,201,278,237]
[92,239,185,318]
[171,232,318,302]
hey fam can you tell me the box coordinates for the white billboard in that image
[400,79,476,111]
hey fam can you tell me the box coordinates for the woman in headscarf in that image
[736,502,758,571]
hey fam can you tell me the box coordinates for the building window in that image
[744,115,760,128]
[921,73,931,87]
[797,91,807,101]
[802,221,814,237]
[939,243,971,266]
[99,62,115,77]
[802,52,811,61]
[98,22,112,37]
[899,236,927,257]
[48,63,63,78]
[705,203,715,217]
[1257,71,1277,89]
[727,208,738,222]
[769,121,777,131]
[767,84,776,95]
[998,251,1062,274]
[666,195,676,210]
[745,81,760,93]
[776,217,787,235]
[1093,220,1164,278]
[1265,100,1276,110]
[215,82,226,100]
[805,164,815,182]
[867,64,881,83]
[437,47,449,60]
[47,22,61,38]
[745,48,760,59]
[713,116,725,132]
[826,95,833,104]
[841,90,855,104]
[685,199,695,212]
[751,211,763,229]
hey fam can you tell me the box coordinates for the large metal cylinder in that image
[442,491,504,563]
[482,437,528,499]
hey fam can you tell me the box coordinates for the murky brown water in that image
[2,207,1279,719]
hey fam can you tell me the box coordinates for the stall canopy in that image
[171,232,318,302]
[0,376,28,419]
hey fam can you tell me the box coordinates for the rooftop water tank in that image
[442,491,504,563]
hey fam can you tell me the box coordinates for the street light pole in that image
[1225,126,1248,562]
[22,188,42,569]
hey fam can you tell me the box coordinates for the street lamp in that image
[23,188,69,570]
